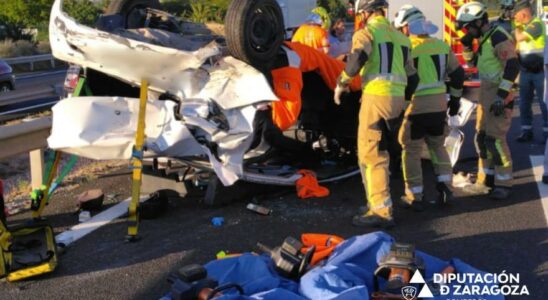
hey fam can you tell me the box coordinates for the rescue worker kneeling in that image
[335,0,419,227]
[457,2,520,199]
[251,42,361,164]
[394,6,465,209]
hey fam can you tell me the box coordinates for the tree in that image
[64,0,102,26]
[0,0,54,28]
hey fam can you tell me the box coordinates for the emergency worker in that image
[291,11,330,54]
[251,42,361,163]
[394,5,465,209]
[457,2,520,199]
[513,0,547,142]
[494,0,515,33]
[334,0,419,227]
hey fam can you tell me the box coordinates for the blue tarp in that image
[169,232,503,300]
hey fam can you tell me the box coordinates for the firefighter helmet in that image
[393,5,425,29]
[354,0,388,14]
[456,2,487,30]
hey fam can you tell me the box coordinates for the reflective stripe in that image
[522,125,533,130]
[449,87,463,97]
[495,139,511,168]
[407,186,424,195]
[439,54,446,82]
[496,174,512,181]
[437,175,452,182]
[364,74,407,84]
[282,46,302,68]
[519,49,544,55]
[499,79,513,92]
[481,168,495,175]
[380,43,389,74]
[371,198,393,210]
[417,81,445,91]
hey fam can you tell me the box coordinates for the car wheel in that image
[0,83,11,93]
[105,0,161,29]
[225,0,285,69]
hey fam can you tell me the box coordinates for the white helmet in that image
[394,5,425,29]
[456,2,487,29]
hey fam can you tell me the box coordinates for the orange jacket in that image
[271,42,361,131]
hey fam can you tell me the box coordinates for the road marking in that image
[529,156,548,225]
[55,196,147,246]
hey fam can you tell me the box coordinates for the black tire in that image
[105,0,161,29]
[225,0,285,69]
[0,83,11,93]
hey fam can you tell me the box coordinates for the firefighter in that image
[291,11,330,54]
[251,42,361,164]
[513,0,547,143]
[495,0,515,33]
[393,5,465,210]
[457,2,520,199]
[334,0,419,227]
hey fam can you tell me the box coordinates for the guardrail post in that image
[30,62,34,72]
[30,149,44,190]
[50,58,55,69]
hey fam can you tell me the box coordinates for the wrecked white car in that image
[48,0,365,205]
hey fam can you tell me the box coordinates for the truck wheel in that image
[225,0,284,69]
[105,0,161,29]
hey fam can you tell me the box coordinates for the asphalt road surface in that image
[0,102,546,300]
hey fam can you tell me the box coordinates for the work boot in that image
[490,187,511,200]
[435,182,454,205]
[542,175,548,184]
[516,131,533,143]
[352,209,395,228]
[485,175,495,189]
[399,195,425,212]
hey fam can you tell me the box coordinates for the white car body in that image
[48,0,279,186]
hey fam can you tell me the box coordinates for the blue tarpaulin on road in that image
[171,232,504,300]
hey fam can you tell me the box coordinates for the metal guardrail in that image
[0,85,60,106]
[0,117,52,189]
[4,54,56,71]
[0,117,52,161]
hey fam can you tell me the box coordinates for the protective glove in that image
[448,115,460,128]
[490,96,505,117]
[334,83,349,105]
[448,96,460,116]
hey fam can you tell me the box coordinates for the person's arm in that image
[338,29,372,85]
[460,33,477,66]
[404,45,418,102]
[515,20,542,43]
[493,35,519,102]
[446,50,465,116]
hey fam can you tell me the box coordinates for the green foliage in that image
[64,0,102,26]
[0,0,54,28]
[316,0,350,21]
[184,0,230,24]
[0,19,33,41]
